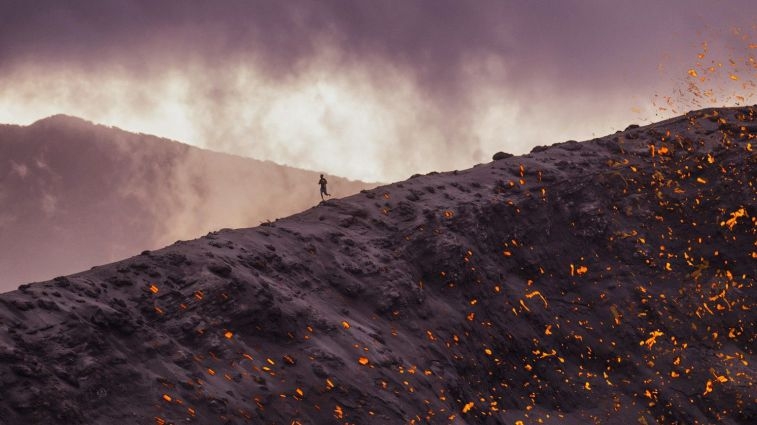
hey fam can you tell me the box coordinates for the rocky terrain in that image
[0,106,754,424]
[0,115,371,290]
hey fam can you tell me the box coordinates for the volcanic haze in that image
[0,115,373,292]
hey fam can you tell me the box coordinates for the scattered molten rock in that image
[0,106,754,424]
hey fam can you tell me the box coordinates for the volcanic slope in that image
[0,107,754,424]
[0,115,372,290]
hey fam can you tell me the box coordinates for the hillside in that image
[0,106,754,424]
[0,116,372,291]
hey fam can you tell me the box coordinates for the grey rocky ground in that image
[0,106,754,424]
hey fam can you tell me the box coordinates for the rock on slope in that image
[0,107,754,424]
[0,115,372,290]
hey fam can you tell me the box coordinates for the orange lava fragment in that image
[688,69,698,77]
[721,208,747,230]
[729,74,739,80]
[443,210,454,218]
[296,388,304,397]
[224,331,233,339]
[426,330,436,341]
[641,330,664,349]
[462,402,475,413]
[207,368,216,376]
[341,321,351,329]
[545,325,553,335]
[162,394,172,402]
[657,146,669,155]
[326,378,335,389]
[696,177,707,184]
[526,290,548,308]
[484,348,493,356]
[334,405,344,419]
[703,379,713,396]
[149,284,159,294]
[358,357,370,366]
[519,299,530,312]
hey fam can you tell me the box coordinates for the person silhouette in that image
[318,174,331,200]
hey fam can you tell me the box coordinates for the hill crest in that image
[0,106,754,424]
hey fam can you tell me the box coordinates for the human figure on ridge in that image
[319,174,331,200]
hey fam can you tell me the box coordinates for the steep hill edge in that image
[0,106,754,424]
[0,115,374,289]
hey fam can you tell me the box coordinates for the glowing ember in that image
[641,330,664,349]
[341,321,351,329]
[570,264,589,276]
[224,331,233,339]
[462,402,474,413]
[358,356,370,365]
[443,210,455,219]
[721,207,747,230]
[162,394,172,402]
[703,379,713,396]
[525,290,548,308]
[334,405,344,419]
[149,284,159,294]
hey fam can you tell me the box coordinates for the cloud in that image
[0,0,754,181]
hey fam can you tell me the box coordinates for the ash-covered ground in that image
[0,107,754,424]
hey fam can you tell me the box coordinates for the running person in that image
[318,174,331,200]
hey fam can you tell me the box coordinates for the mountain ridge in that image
[0,115,374,290]
[0,106,754,424]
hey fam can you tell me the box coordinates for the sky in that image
[1,0,755,182]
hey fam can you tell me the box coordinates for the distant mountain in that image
[0,106,753,424]
[0,115,373,291]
